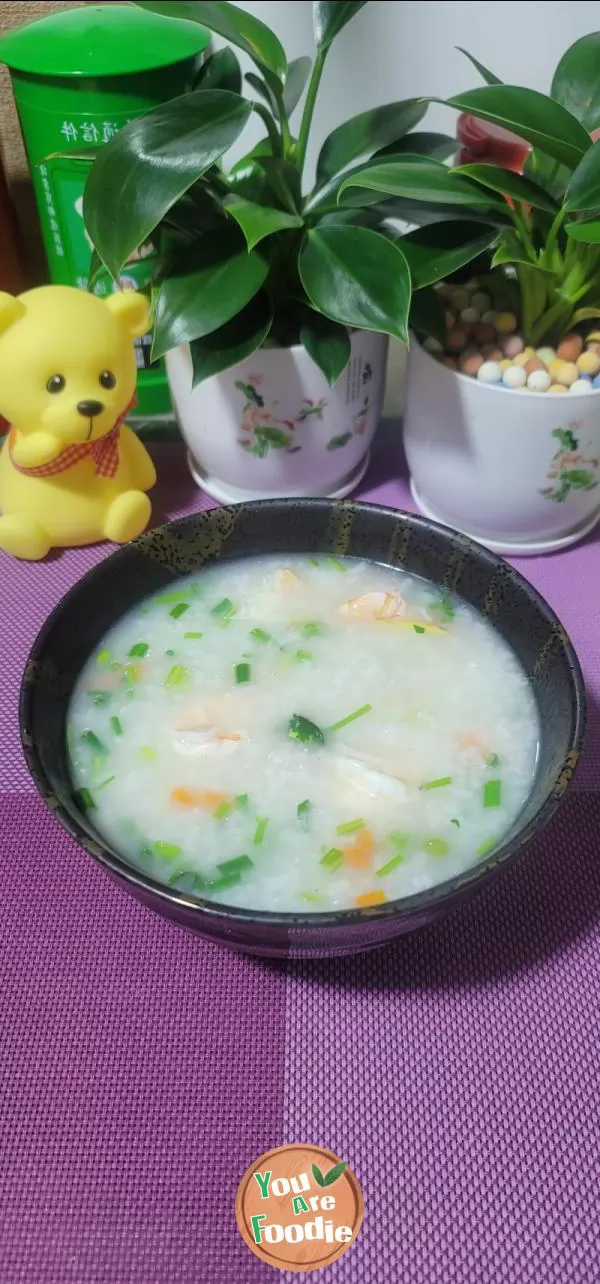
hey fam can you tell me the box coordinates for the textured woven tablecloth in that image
[1,435,599,1284]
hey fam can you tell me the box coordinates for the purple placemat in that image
[1,437,599,1284]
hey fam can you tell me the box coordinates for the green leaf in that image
[225,194,303,249]
[551,33,600,131]
[442,86,590,169]
[193,47,242,94]
[300,313,351,385]
[564,139,600,212]
[152,229,268,358]
[490,231,550,272]
[190,291,273,384]
[323,1161,347,1186]
[135,1,287,81]
[313,1,366,51]
[524,149,571,202]
[316,99,427,183]
[456,47,502,86]
[245,70,278,114]
[298,225,411,343]
[312,1163,325,1187]
[454,163,559,212]
[83,89,252,278]
[571,305,600,325]
[338,157,503,208]
[256,156,302,212]
[409,286,448,347]
[227,140,273,204]
[565,218,600,243]
[283,56,312,116]
[375,131,457,162]
[398,220,498,289]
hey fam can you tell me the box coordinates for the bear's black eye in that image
[47,374,65,394]
[99,370,116,390]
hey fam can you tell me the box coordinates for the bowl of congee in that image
[21,500,585,958]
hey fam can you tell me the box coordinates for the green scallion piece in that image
[217,854,254,878]
[294,650,312,663]
[235,794,249,809]
[75,787,95,811]
[297,799,312,829]
[336,818,365,836]
[301,890,323,904]
[128,642,149,657]
[250,628,271,644]
[154,840,181,859]
[253,816,268,846]
[389,830,408,849]
[212,597,237,622]
[235,662,251,684]
[320,846,344,871]
[139,746,158,761]
[424,837,449,857]
[430,592,455,622]
[81,730,107,755]
[328,703,372,733]
[486,753,500,768]
[170,602,189,619]
[92,755,104,774]
[413,624,426,634]
[96,648,112,666]
[155,590,191,604]
[288,714,325,745]
[88,690,111,706]
[376,852,405,877]
[209,871,242,892]
[165,649,175,657]
[214,800,233,821]
[124,664,140,685]
[420,776,453,791]
[168,869,206,893]
[450,818,461,828]
[184,632,203,639]
[477,836,498,858]
[98,775,116,789]
[298,621,326,637]
[483,779,502,809]
[306,556,320,567]
[325,557,347,573]
[165,664,189,687]
[110,661,122,672]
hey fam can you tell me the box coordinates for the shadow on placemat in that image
[271,792,600,988]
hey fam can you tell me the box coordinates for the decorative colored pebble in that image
[527,369,551,392]
[473,321,496,345]
[494,311,517,334]
[471,291,491,314]
[549,383,567,394]
[481,309,497,324]
[502,334,524,359]
[586,330,600,342]
[447,326,469,353]
[450,288,470,311]
[555,361,578,387]
[499,358,512,371]
[460,306,480,325]
[535,346,556,366]
[502,365,527,388]
[592,373,600,389]
[460,352,484,377]
[571,378,594,394]
[524,356,546,375]
[445,310,456,329]
[557,332,583,362]
[442,356,457,370]
[477,360,502,384]
[576,350,600,376]
[424,336,443,353]
[548,358,564,380]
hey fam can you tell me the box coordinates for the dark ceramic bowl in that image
[21,500,585,958]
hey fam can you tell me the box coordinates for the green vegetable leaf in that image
[323,1161,347,1186]
[283,56,312,116]
[442,86,590,170]
[288,713,325,745]
[316,99,427,184]
[152,229,268,358]
[190,291,273,385]
[313,1,366,51]
[84,89,252,278]
[135,1,287,81]
[456,47,502,86]
[564,139,600,212]
[454,163,559,212]
[300,312,351,385]
[338,157,504,208]
[299,225,411,344]
[398,220,498,290]
[193,47,242,94]
[225,194,303,249]
[312,1163,326,1187]
[551,32,600,131]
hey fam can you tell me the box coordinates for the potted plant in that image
[391,37,600,553]
[82,0,456,503]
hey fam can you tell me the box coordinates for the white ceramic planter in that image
[404,338,600,555]
[165,330,388,503]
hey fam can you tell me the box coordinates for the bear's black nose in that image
[77,400,104,418]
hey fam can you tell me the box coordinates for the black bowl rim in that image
[20,498,587,930]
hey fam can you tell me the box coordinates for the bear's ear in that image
[104,290,150,339]
[0,293,26,338]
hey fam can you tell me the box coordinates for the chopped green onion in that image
[320,846,344,871]
[483,779,502,809]
[297,799,312,829]
[376,852,405,877]
[486,753,500,768]
[218,854,254,878]
[139,746,158,761]
[128,642,148,657]
[153,840,181,859]
[96,648,112,666]
[109,661,122,672]
[97,775,116,790]
[165,664,189,687]
[235,794,249,809]
[235,662,251,684]
[476,836,498,858]
[389,830,408,849]
[288,714,325,745]
[156,589,191,604]
[251,628,271,644]
[413,624,426,634]
[75,787,95,811]
[92,755,104,774]
[88,690,111,706]
[170,602,189,619]
[165,649,175,657]
[336,818,365,836]
[424,837,449,857]
[168,869,206,892]
[209,871,242,891]
[212,597,237,622]
[253,816,268,845]
[298,621,326,638]
[301,890,323,904]
[420,776,453,791]
[294,650,312,663]
[430,592,455,622]
[306,556,320,567]
[184,632,203,639]
[214,800,233,821]
[325,557,347,573]
[328,703,372,733]
[81,730,107,755]
[450,818,461,828]
[124,665,140,685]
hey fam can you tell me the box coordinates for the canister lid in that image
[0,4,210,78]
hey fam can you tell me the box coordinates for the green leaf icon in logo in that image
[312,1160,347,1187]
[312,1163,325,1187]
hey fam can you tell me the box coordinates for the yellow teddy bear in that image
[0,285,156,560]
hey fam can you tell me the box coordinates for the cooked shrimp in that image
[335,754,407,802]
[339,591,406,621]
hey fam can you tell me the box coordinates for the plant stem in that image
[509,204,537,261]
[296,49,326,179]
[541,206,566,270]
[253,102,282,157]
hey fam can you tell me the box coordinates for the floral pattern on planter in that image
[327,394,371,451]
[540,424,600,503]
[236,375,328,458]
